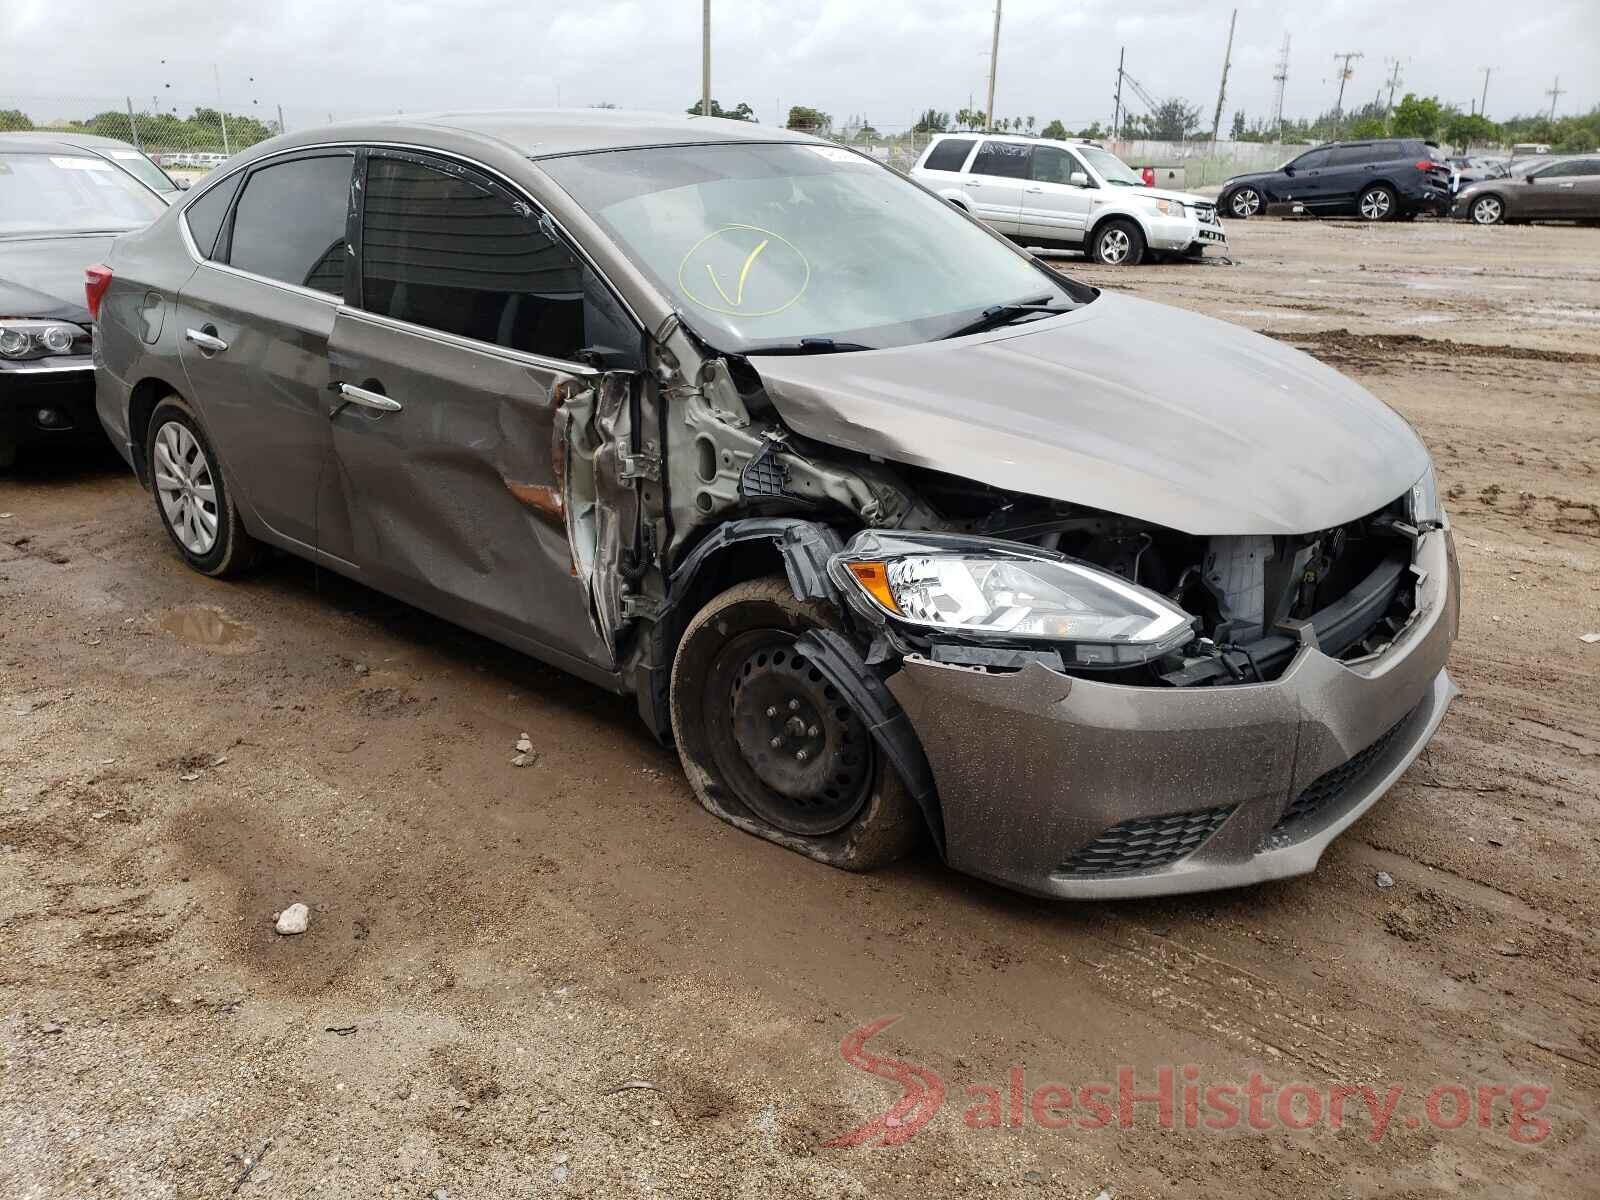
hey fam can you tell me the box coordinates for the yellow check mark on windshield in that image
[706,238,770,308]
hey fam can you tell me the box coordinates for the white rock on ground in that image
[274,903,310,935]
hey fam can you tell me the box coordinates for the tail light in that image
[85,264,113,321]
[1416,160,1440,171]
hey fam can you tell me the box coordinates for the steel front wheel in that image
[669,576,923,870]
[1471,195,1505,225]
[145,397,262,577]
[1358,185,1397,221]
[1091,218,1146,266]
[1228,187,1262,218]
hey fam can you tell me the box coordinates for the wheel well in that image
[1361,178,1400,195]
[946,197,969,212]
[1087,212,1141,242]
[127,378,176,487]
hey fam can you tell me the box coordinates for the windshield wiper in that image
[745,337,875,356]
[939,297,1071,341]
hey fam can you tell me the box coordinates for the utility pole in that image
[700,0,712,120]
[1270,33,1290,141]
[1112,46,1126,142]
[125,97,142,152]
[212,63,231,155]
[1478,67,1493,119]
[1331,51,1363,129]
[984,0,1003,132]
[1209,8,1237,145]
[1546,75,1564,121]
[277,104,286,135]
[1383,58,1403,114]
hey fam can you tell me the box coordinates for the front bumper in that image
[1144,210,1228,253]
[888,527,1459,899]
[0,359,104,459]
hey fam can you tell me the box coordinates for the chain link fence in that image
[3,97,1306,194]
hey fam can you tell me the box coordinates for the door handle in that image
[1559,182,1576,189]
[965,178,984,186]
[334,382,402,413]
[184,327,228,353]
[1024,186,1044,193]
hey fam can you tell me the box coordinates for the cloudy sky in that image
[7,0,1597,132]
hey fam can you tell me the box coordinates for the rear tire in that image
[1357,184,1398,221]
[669,576,923,871]
[1090,218,1146,266]
[145,396,263,578]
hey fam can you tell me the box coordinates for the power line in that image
[1270,33,1291,141]
[1209,8,1237,144]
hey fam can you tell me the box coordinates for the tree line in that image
[0,106,280,151]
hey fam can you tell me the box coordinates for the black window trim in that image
[174,139,645,336]
[922,136,977,173]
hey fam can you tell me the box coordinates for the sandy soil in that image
[3,216,1597,1199]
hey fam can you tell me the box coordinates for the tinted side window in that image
[923,138,975,172]
[227,155,351,295]
[360,155,586,362]
[971,141,1031,180]
[1540,159,1597,178]
[1291,149,1330,170]
[183,171,243,259]
[1328,146,1373,166]
[1030,147,1082,184]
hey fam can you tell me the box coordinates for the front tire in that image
[1357,184,1398,221]
[669,576,922,871]
[1227,186,1262,219]
[1090,218,1146,266]
[145,396,262,578]
[1470,194,1506,225]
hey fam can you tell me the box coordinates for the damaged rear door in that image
[323,149,638,681]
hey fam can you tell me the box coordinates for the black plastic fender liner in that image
[795,628,946,859]
[634,517,846,740]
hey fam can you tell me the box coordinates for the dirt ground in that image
[3,215,1598,1200]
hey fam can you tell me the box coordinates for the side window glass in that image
[1292,150,1329,170]
[923,139,975,172]
[183,172,243,259]
[226,155,352,295]
[1328,146,1370,166]
[361,155,588,362]
[970,141,1031,180]
[1030,147,1078,184]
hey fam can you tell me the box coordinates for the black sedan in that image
[1,134,167,468]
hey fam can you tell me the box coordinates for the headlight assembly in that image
[830,532,1197,667]
[0,319,90,361]
[1406,463,1442,528]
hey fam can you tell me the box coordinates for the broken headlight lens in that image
[0,319,90,360]
[1406,463,1441,528]
[831,532,1196,666]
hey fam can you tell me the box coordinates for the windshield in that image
[104,147,177,194]
[541,142,1087,352]
[1075,144,1144,187]
[0,152,168,235]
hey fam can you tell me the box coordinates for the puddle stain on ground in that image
[157,605,257,653]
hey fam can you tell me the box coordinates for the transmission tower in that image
[1270,34,1290,139]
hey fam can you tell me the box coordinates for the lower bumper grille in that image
[1272,707,1416,836]
[1058,805,1236,878]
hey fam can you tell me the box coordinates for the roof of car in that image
[267,109,819,159]
[0,130,137,153]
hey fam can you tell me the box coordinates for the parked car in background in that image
[1220,139,1454,221]
[912,133,1226,265]
[0,134,167,467]
[1454,155,1600,225]
[91,111,1456,899]
[8,131,185,202]
[1448,155,1509,186]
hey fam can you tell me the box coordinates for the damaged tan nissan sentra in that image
[90,111,1458,898]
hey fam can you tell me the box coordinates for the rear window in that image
[923,138,975,173]
[970,141,1031,180]
[0,152,167,235]
[226,155,352,296]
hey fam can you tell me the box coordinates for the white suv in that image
[911,133,1227,265]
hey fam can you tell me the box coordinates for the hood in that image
[747,292,1429,537]
[1142,186,1212,207]
[0,234,117,324]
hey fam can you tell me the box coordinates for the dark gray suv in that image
[1220,139,1455,221]
[90,111,1457,899]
